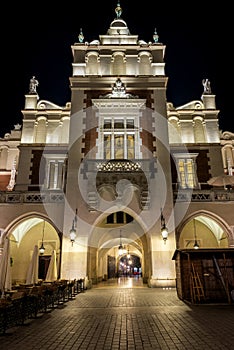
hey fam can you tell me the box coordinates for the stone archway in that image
[118,254,142,277]
[3,215,61,285]
[86,211,151,286]
[178,213,230,249]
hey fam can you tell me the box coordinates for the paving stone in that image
[1,279,234,349]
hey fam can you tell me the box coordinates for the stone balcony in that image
[82,159,156,210]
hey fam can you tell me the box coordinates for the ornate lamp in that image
[161,209,168,243]
[39,221,46,255]
[193,219,199,249]
[70,209,77,246]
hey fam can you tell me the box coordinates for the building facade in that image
[0,3,234,292]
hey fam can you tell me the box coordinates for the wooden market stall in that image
[172,249,234,304]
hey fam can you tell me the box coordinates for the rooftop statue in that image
[29,76,39,94]
[153,28,159,43]
[78,28,84,43]
[202,78,212,95]
[115,1,122,18]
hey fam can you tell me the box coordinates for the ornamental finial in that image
[115,1,122,19]
[153,28,159,43]
[78,28,84,43]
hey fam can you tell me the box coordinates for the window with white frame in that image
[44,155,67,190]
[102,117,139,160]
[174,153,199,189]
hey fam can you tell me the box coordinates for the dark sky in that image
[2,1,232,137]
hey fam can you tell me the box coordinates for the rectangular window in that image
[100,115,140,160]
[48,162,56,189]
[114,135,124,159]
[126,119,134,129]
[102,133,136,160]
[46,159,66,190]
[177,158,197,188]
[186,160,195,188]
[57,162,66,189]
[104,135,111,159]
[114,119,124,129]
[127,135,135,159]
[104,119,112,129]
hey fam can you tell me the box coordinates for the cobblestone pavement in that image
[1,278,234,350]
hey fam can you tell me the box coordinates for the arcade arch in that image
[86,211,151,284]
[178,212,230,249]
[1,215,61,285]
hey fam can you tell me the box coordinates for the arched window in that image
[106,212,133,224]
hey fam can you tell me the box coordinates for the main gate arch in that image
[86,210,151,285]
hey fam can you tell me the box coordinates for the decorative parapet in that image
[0,191,65,203]
[96,160,142,172]
[173,189,234,202]
[83,159,155,176]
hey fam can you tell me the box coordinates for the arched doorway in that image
[5,216,61,285]
[118,254,141,277]
[87,210,150,286]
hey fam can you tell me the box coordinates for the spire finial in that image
[115,1,122,19]
[153,28,159,43]
[78,28,84,43]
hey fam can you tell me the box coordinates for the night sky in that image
[2,1,232,137]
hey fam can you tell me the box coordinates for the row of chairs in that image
[0,278,85,335]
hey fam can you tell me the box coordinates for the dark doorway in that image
[108,255,116,278]
[39,255,51,280]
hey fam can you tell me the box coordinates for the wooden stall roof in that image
[172,248,234,260]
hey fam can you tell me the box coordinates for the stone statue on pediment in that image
[202,78,212,94]
[29,76,39,94]
[115,1,122,18]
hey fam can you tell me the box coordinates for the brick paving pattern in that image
[1,280,234,349]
